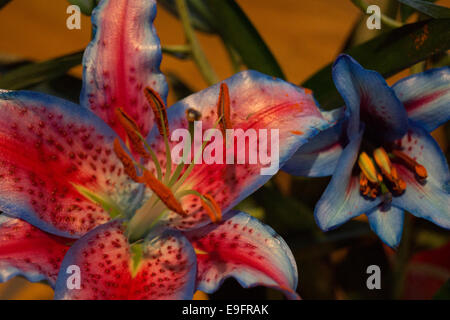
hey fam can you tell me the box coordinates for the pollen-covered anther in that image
[115,108,149,159]
[414,165,428,180]
[359,171,379,199]
[144,86,169,137]
[359,172,369,194]
[138,170,186,216]
[217,83,232,135]
[113,139,139,182]
[373,147,392,175]
[373,147,406,195]
[392,150,428,181]
[358,152,379,184]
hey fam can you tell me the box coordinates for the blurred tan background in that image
[0,0,365,98]
[0,0,448,299]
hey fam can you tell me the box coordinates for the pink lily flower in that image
[0,0,329,299]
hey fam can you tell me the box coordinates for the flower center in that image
[357,146,428,205]
[113,86,228,242]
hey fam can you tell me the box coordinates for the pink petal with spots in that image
[0,91,141,238]
[185,211,300,300]
[146,70,329,230]
[80,0,168,141]
[0,215,71,287]
[54,221,197,300]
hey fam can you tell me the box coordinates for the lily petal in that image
[332,54,408,141]
[283,108,346,177]
[80,0,168,141]
[54,221,196,300]
[185,211,299,300]
[147,70,329,230]
[393,67,450,132]
[314,128,381,231]
[367,206,404,249]
[0,215,71,287]
[0,90,141,238]
[392,123,450,229]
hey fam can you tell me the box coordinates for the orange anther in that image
[373,147,392,176]
[217,83,232,135]
[113,139,139,182]
[415,165,428,179]
[358,152,379,183]
[359,172,368,187]
[397,178,407,191]
[391,166,399,180]
[144,86,169,137]
[392,150,428,181]
[377,173,383,183]
[115,108,149,159]
[139,170,186,216]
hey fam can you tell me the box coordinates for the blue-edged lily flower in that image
[0,0,329,299]
[284,54,450,248]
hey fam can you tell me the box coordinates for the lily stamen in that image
[358,152,380,184]
[138,170,186,217]
[115,107,150,159]
[124,90,226,241]
[176,190,222,224]
[144,86,170,137]
[203,194,222,223]
[373,147,392,175]
[359,172,378,199]
[115,107,163,180]
[359,172,370,195]
[391,150,428,180]
[373,147,406,195]
[217,83,232,135]
[113,139,140,182]
[145,87,173,183]
[200,197,219,223]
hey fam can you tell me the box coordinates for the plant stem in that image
[175,0,219,85]
[224,41,242,74]
[162,44,192,59]
[351,0,403,28]
[391,214,414,299]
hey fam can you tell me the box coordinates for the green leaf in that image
[0,51,83,90]
[166,72,194,101]
[400,0,437,21]
[0,0,11,10]
[252,184,316,233]
[67,0,98,15]
[433,279,450,300]
[303,19,450,109]
[208,0,285,79]
[397,0,450,19]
